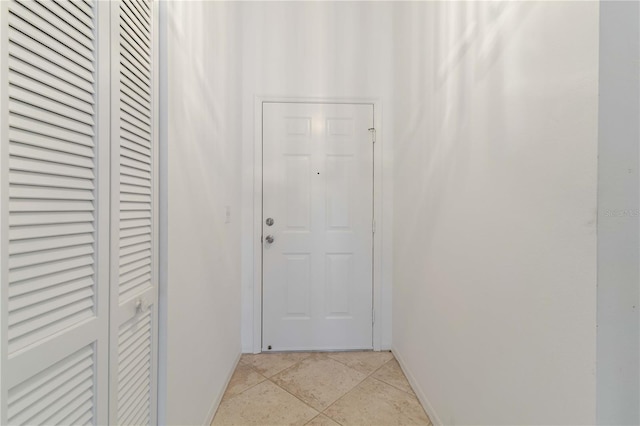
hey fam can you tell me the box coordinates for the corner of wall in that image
[392,347,442,426]
[203,351,242,425]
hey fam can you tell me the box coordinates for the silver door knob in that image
[265,235,274,244]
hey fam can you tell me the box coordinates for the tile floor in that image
[211,351,432,426]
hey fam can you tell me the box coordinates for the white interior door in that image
[0,0,110,423]
[262,102,374,351]
[109,1,158,425]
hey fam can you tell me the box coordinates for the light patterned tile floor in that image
[212,352,431,426]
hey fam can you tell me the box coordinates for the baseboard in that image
[392,347,443,426]
[203,351,242,425]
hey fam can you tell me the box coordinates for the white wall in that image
[391,2,599,424]
[162,2,243,424]
[157,2,615,424]
[239,1,395,352]
[597,2,640,424]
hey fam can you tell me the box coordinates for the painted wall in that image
[239,1,395,352]
[597,2,640,424]
[162,2,243,424]
[391,2,599,424]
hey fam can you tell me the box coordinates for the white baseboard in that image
[392,347,443,426]
[203,352,242,425]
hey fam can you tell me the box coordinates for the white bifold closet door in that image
[0,0,159,425]
[0,0,110,424]
[108,1,159,426]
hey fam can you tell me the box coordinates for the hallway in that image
[0,0,637,424]
[212,352,431,425]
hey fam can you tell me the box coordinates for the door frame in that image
[251,96,384,353]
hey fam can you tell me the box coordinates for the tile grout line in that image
[231,353,420,426]
[320,357,417,424]
[268,354,371,425]
[306,412,346,426]
[265,356,340,413]
[371,374,418,397]
[368,358,420,397]
[319,364,389,420]
[219,357,321,424]
[320,374,430,425]
[266,352,315,378]
[216,361,270,405]
[366,376,432,422]
[265,375,322,419]
[246,353,325,417]
[239,354,310,380]
[219,377,267,404]
[316,356,396,424]
[257,353,395,425]
[323,352,393,374]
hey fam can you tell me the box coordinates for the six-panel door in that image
[262,103,374,351]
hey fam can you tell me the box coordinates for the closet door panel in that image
[109,1,158,425]
[0,0,110,424]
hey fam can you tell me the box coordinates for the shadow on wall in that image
[168,2,240,269]
[392,0,599,424]
[164,2,243,425]
[394,1,536,256]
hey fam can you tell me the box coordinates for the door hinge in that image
[372,308,376,324]
[372,220,376,234]
[368,128,376,143]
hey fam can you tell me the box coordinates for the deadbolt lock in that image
[266,218,274,226]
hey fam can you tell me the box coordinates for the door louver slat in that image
[117,311,151,425]
[9,276,94,311]
[9,72,95,115]
[70,0,95,21]
[9,243,94,268]
[117,0,152,303]
[8,56,95,105]
[7,12,95,76]
[121,84,151,116]
[7,345,95,425]
[10,174,94,192]
[33,0,95,40]
[9,116,95,150]
[10,1,94,60]
[53,0,95,31]
[9,286,94,325]
[8,43,95,95]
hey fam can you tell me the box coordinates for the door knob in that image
[135,299,148,314]
[265,235,274,244]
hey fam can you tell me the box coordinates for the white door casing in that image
[109,1,159,425]
[262,102,374,351]
[0,0,110,423]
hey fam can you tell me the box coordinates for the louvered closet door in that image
[108,1,158,425]
[0,0,110,424]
